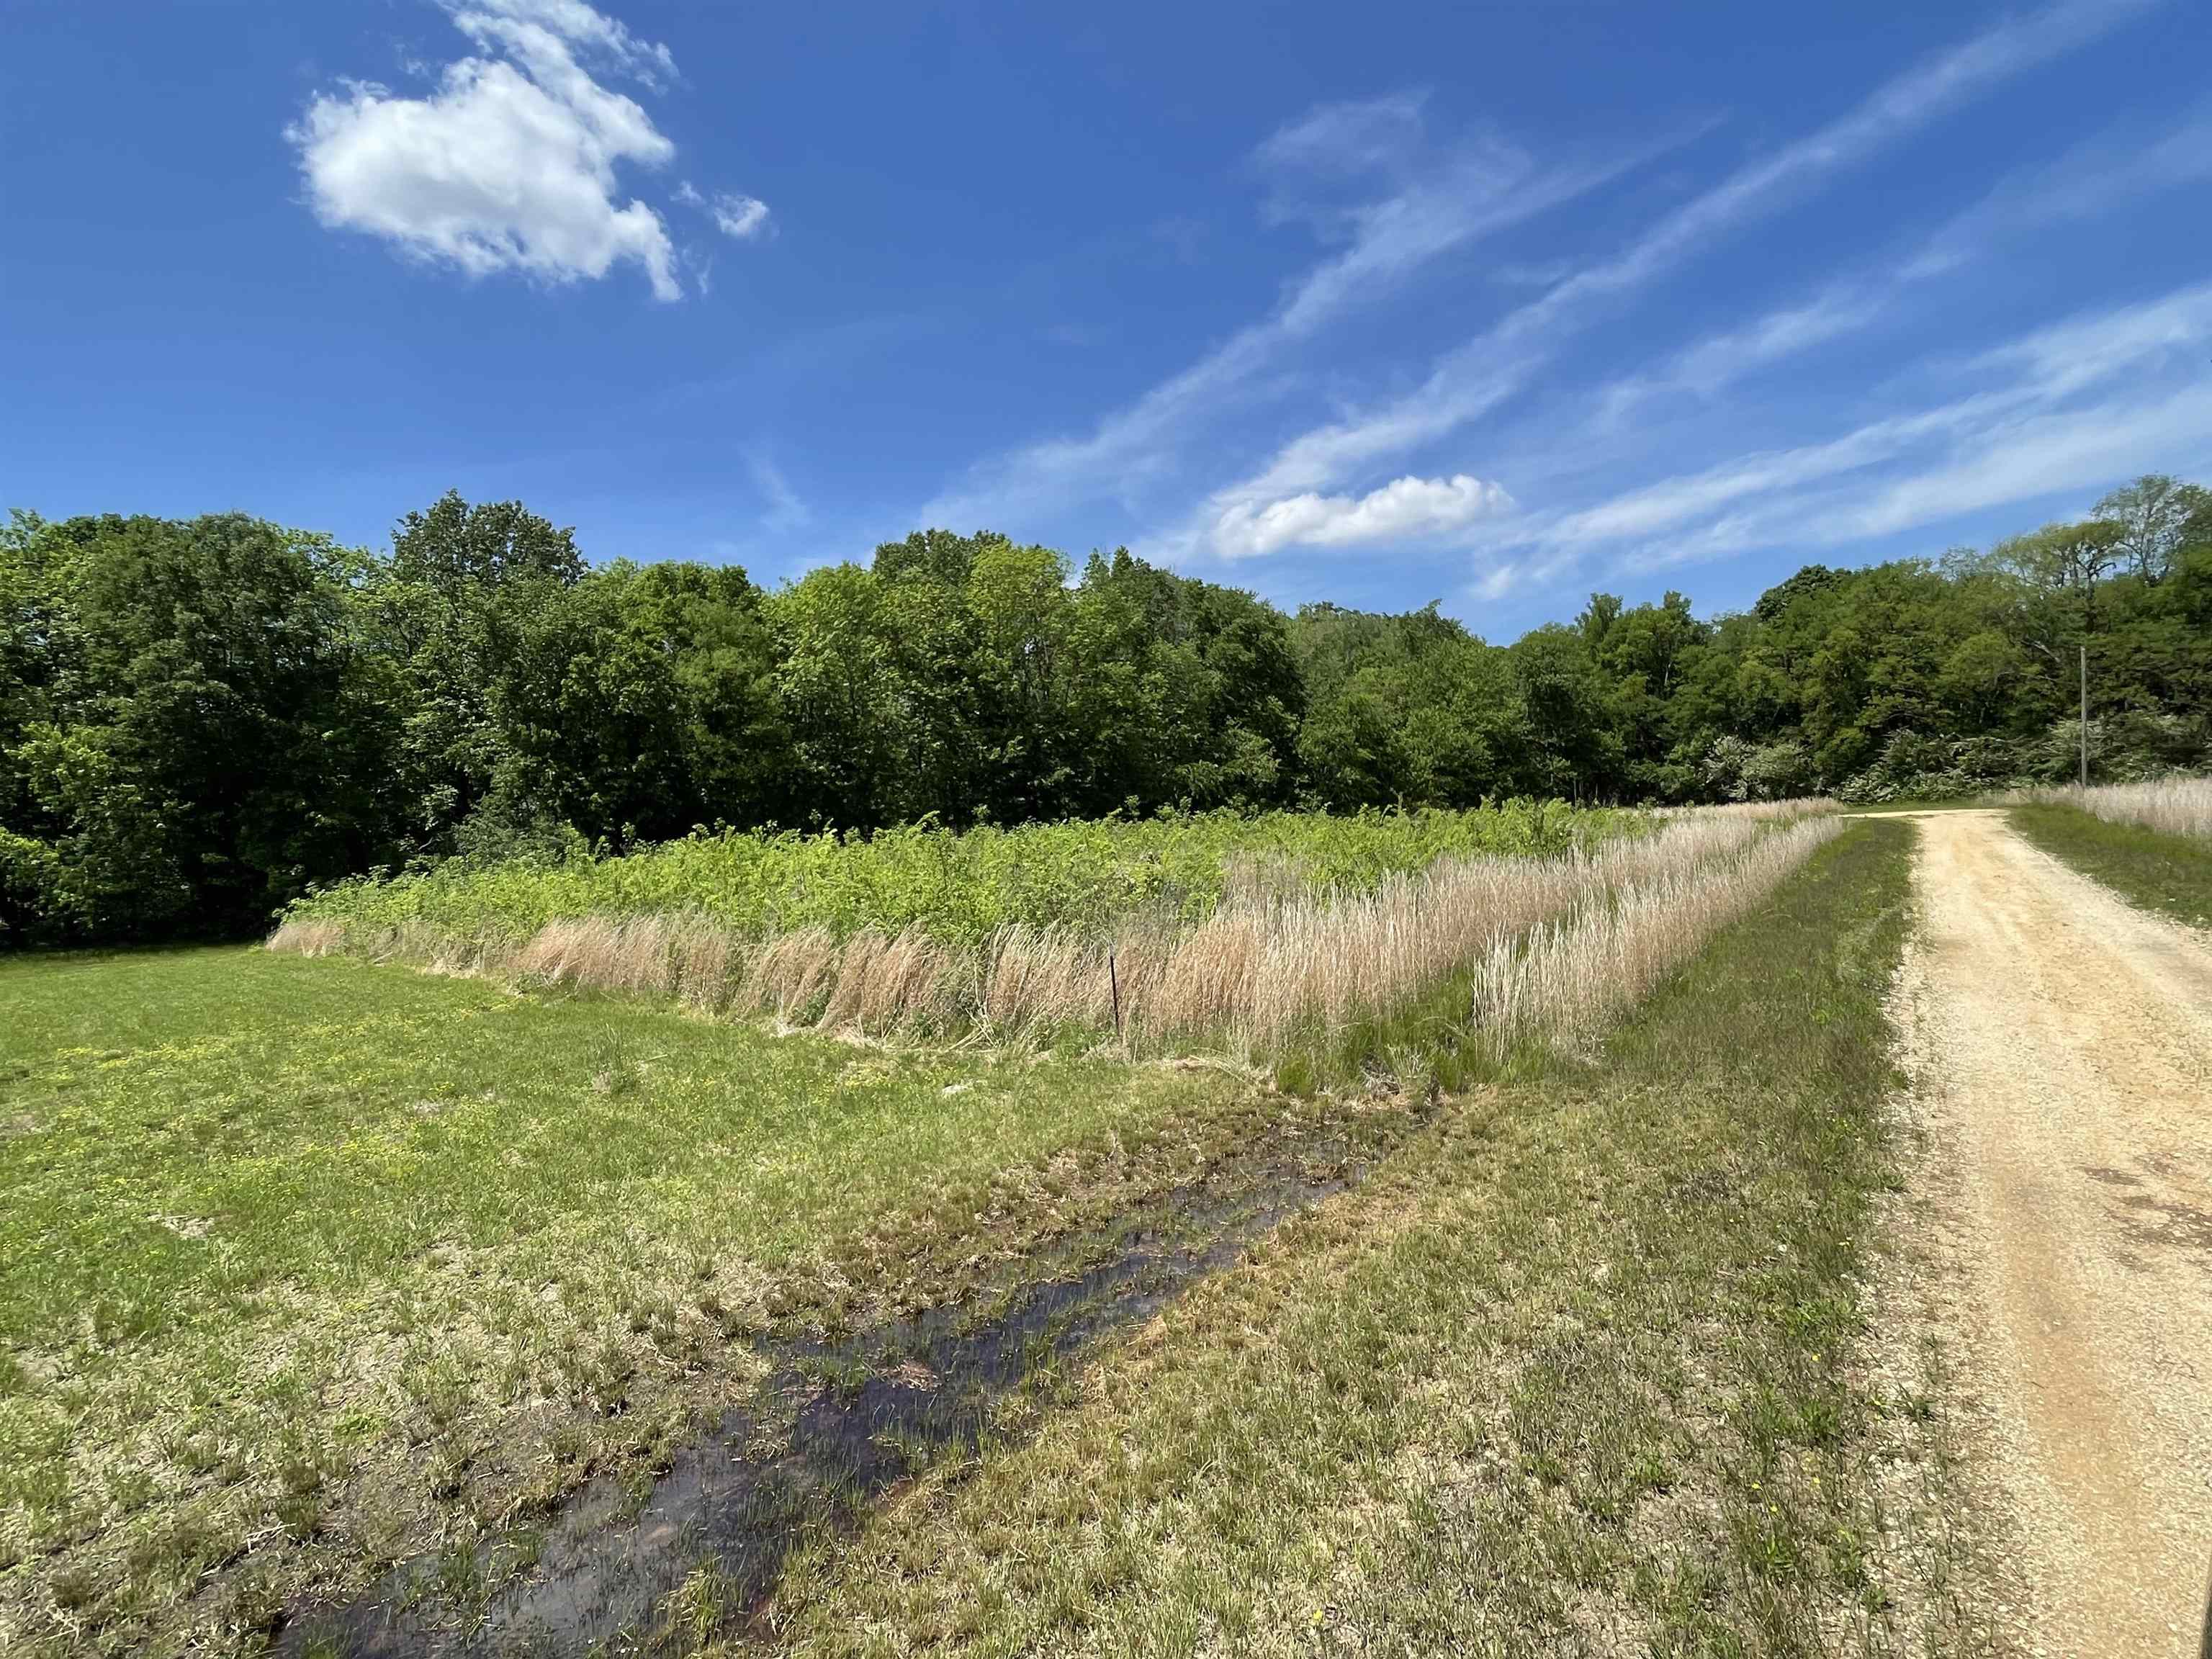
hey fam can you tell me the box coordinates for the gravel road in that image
[1898,809,2212,1655]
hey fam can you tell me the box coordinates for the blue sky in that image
[5,0,2211,635]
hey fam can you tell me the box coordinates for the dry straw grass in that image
[1469,814,1845,1057]
[1658,796,1840,822]
[273,810,1819,1059]
[2022,775,2212,842]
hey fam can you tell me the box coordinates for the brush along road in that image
[1897,808,2212,1655]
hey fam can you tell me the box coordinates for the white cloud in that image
[290,0,688,298]
[1593,285,1885,426]
[1193,0,2152,523]
[1500,280,2212,577]
[709,194,770,240]
[1576,99,2212,433]
[921,103,1641,534]
[746,451,813,533]
[678,181,772,240]
[464,0,676,85]
[1255,91,1429,181]
[1213,473,1511,558]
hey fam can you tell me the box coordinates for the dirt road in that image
[1897,809,2212,1655]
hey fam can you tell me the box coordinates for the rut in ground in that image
[1897,809,2212,1656]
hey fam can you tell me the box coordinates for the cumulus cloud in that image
[1213,473,1512,558]
[678,180,772,240]
[289,1,763,300]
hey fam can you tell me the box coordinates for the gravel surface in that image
[1897,809,2212,1657]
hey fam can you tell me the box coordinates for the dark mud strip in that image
[277,1125,1395,1658]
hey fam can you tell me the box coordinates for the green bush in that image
[0,828,75,945]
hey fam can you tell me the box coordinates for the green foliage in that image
[0,826,71,941]
[6,474,2211,945]
[2008,801,2212,928]
[1,511,397,939]
[285,800,1622,948]
[0,941,1298,1655]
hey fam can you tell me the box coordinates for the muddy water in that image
[277,1127,1389,1657]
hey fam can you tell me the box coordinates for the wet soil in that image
[275,1110,1401,1657]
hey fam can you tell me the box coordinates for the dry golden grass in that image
[2021,775,2212,841]
[274,814,1804,1061]
[1658,795,1840,821]
[1469,814,1844,1056]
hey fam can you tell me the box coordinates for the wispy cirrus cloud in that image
[1590,285,1887,428]
[1477,279,2212,590]
[1592,98,2212,428]
[289,0,766,300]
[920,94,1642,533]
[745,450,813,533]
[1254,91,1430,193]
[1179,0,2154,559]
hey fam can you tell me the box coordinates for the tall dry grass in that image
[2020,776,2212,842]
[272,815,1791,1058]
[1469,814,1845,1057]
[1657,796,1840,822]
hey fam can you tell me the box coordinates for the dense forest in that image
[4,476,2209,943]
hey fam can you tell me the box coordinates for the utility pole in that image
[2079,644,2090,788]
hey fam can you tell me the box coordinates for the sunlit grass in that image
[2,804,1914,1658]
[0,946,1329,1657]
[271,810,1830,1058]
[2022,774,2212,841]
[2008,799,2212,927]
[756,820,1966,1657]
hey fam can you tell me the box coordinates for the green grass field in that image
[757,817,1982,1656]
[1,815,1990,1657]
[2,947,1412,1655]
[2007,801,2212,927]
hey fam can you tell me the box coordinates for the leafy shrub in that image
[0,828,76,945]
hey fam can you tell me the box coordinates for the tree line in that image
[4,477,2208,943]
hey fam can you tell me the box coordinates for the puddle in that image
[276,1125,1390,1657]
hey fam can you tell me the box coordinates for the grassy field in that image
[3,804,1948,1658]
[0,947,1425,1656]
[2008,801,2212,927]
[747,817,1981,1656]
[269,804,1847,1066]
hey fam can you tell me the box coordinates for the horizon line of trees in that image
[4,475,2209,944]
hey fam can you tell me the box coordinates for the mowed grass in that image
[0,945,1363,1657]
[2008,801,2212,928]
[750,819,1977,1657]
[3,813,1952,1657]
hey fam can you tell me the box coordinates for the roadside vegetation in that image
[2022,774,2212,841]
[5,801,1873,1656]
[272,799,1625,950]
[271,805,1839,1069]
[750,819,1972,1657]
[2008,778,2212,928]
[15,467,2184,1655]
